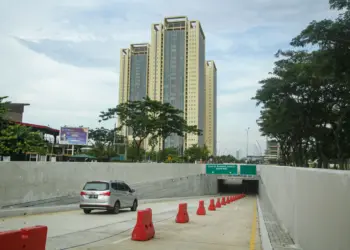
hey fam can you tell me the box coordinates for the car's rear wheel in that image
[83,209,91,214]
[112,201,120,214]
[131,200,138,211]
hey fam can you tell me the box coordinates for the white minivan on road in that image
[79,180,138,214]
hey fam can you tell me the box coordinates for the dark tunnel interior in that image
[217,179,259,195]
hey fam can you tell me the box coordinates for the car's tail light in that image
[80,191,87,196]
[100,191,111,196]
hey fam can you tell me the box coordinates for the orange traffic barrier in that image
[132,209,154,241]
[176,203,189,223]
[0,229,23,250]
[230,196,234,202]
[226,196,230,204]
[221,197,226,206]
[215,198,221,208]
[208,199,216,211]
[196,200,206,215]
[145,208,155,239]
[23,226,48,250]
[0,225,48,250]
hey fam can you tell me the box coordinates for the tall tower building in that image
[205,60,217,155]
[149,16,206,152]
[118,43,150,137]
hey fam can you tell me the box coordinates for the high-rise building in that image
[264,139,280,161]
[205,60,217,155]
[236,149,240,160]
[118,43,150,137]
[149,16,206,152]
[118,16,215,153]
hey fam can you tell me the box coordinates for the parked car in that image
[79,180,138,214]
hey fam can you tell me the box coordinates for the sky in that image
[0,0,336,157]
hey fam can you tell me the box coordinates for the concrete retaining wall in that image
[260,165,350,250]
[0,162,207,207]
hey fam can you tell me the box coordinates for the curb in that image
[257,197,273,250]
[0,204,79,218]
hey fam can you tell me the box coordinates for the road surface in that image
[0,196,261,250]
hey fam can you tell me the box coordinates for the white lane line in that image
[112,237,130,244]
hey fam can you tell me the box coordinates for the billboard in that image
[59,127,89,145]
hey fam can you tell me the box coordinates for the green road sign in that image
[240,164,257,175]
[206,164,238,175]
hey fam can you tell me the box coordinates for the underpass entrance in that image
[217,179,259,195]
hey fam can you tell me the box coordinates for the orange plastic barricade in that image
[221,196,226,206]
[196,200,206,215]
[132,209,154,241]
[22,226,48,250]
[176,203,189,223]
[145,208,155,239]
[0,229,23,250]
[0,225,48,250]
[215,198,221,208]
[208,199,216,211]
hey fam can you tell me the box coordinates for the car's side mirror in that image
[130,189,135,193]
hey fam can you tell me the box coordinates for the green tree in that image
[215,154,237,163]
[99,97,202,161]
[184,144,210,163]
[89,127,114,160]
[146,98,202,151]
[0,96,10,131]
[0,124,47,156]
[253,0,350,169]
[99,99,153,160]
[126,143,146,162]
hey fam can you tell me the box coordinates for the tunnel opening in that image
[217,179,259,195]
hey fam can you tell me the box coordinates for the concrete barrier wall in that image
[132,174,217,200]
[260,165,350,250]
[0,162,207,207]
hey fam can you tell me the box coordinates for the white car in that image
[79,180,138,214]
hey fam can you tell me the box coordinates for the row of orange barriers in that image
[132,194,246,241]
[0,225,48,250]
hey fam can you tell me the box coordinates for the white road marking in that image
[112,237,130,244]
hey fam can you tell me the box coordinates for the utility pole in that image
[246,127,250,159]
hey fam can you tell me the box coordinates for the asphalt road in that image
[0,196,261,250]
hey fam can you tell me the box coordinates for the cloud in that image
[0,0,336,156]
[1,37,117,129]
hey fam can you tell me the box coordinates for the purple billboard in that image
[59,127,89,145]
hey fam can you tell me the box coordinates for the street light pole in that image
[246,127,250,158]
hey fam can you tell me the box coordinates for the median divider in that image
[0,225,48,250]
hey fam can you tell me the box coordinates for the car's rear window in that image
[83,182,109,191]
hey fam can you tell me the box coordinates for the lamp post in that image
[245,127,250,159]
